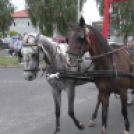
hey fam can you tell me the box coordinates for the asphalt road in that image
[0,68,134,134]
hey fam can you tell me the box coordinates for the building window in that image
[14,22,16,27]
[22,21,25,27]
[28,22,30,27]
[18,21,20,27]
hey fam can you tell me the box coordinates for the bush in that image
[9,31,17,36]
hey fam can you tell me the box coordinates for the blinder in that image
[77,32,86,43]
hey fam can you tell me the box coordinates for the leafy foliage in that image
[9,31,17,36]
[25,0,85,36]
[96,0,134,43]
[0,0,14,37]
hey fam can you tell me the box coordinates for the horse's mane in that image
[86,25,112,53]
[23,33,68,56]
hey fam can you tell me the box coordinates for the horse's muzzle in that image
[66,54,78,67]
[23,71,37,81]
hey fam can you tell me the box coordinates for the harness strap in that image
[85,46,124,60]
[110,45,118,78]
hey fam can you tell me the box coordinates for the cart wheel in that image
[127,89,133,106]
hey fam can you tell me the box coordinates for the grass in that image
[0,57,20,66]
[0,57,45,66]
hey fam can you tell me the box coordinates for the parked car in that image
[0,38,9,50]
[52,37,66,44]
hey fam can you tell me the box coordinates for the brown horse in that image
[66,16,132,134]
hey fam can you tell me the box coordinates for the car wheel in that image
[127,89,133,106]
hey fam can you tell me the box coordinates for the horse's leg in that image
[67,84,85,130]
[52,89,61,134]
[89,93,101,127]
[120,89,131,134]
[100,90,110,134]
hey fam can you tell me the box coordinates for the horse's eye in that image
[32,53,36,57]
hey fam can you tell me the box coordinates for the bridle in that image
[66,26,93,62]
[23,34,41,72]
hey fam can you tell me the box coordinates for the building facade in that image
[10,10,39,36]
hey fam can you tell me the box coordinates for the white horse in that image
[21,33,98,134]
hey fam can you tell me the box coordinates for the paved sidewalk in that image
[0,65,24,68]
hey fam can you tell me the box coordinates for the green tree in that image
[0,0,14,38]
[9,31,17,36]
[25,0,85,36]
[96,0,134,43]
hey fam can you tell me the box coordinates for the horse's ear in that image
[79,16,85,28]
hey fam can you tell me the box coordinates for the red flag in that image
[110,0,134,2]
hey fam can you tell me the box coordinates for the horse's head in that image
[66,16,94,66]
[21,33,43,81]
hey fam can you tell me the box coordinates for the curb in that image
[0,65,23,68]
[0,65,45,68]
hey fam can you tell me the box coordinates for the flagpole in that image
[102,0,109,38]
[102,0,131,38]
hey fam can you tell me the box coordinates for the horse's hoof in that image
[101,132,107,134]
[124,130,131,134]
[53,131,60,134]
[88,120,95,127]
[53,129,60,134]
[78,123,85,130]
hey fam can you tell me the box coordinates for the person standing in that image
[8,39,14,56]
[131,36,134,46]
[14,37,23,64]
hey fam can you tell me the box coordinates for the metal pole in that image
[102,0,109,38]
[78,0,80,22]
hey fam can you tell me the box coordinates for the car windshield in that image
[59,40,66,43]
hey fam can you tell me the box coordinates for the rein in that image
[41,45,67,76]
[85,46,125,60]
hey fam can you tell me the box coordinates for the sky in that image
[10,0,101,24]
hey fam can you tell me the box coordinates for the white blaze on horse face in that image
[66,54,70,65]
[70,31,75,44]
[66,54,77,67]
